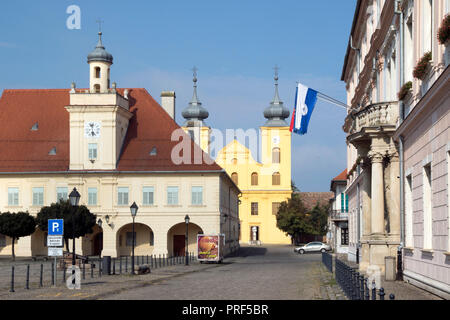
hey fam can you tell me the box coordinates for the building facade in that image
[0,32,240,259]
[341,0,449,298]
[328,170,349,254]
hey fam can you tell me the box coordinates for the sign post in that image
[48,219,64,286]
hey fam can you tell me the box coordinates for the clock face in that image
[84,121,101,138]
[272,136,280,145]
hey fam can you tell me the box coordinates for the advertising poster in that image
[197,235,219,261]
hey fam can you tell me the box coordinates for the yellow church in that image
[181,71,292,245]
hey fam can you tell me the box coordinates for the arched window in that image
[272,172,280,185]
[95,67,101,78]
[94,84,101,93]
[272,147,280,164]
[231,158,238,165]
[231,172,238,185]
[251,172,258,186]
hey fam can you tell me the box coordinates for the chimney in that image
[160,91,176,119]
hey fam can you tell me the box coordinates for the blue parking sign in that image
[48,219,64,236]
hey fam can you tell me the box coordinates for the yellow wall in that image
[216,126,292,244]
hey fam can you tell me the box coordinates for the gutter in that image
[0,169,227,175]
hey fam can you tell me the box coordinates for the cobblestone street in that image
[0,245,345,300]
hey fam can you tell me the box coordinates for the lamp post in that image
[97,219,102,260]
[69,187,81,284]
[130,202,138,275]
[185,215,190,266]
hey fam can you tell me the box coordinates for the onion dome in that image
[263,68,290,127]
[182,68,209,127]
[87,32,113,64]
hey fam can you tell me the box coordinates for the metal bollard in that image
[63,262,67,283]
[91,263,94,278]
[125,256,128,273]
[113,258,116,275]
[378,287,385,300]
[99,260,102,277]
[159,254,161,268]
[10,266,15,292]
[389,293,395,300]
[355,272,360,300]
[25,265,30,290]
[40,264,43,287]
[147,255,149,264]
[372,280,376,300]
[120,257,122,274]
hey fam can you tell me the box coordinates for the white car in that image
[294,242,331,254]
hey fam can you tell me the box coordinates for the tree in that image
[276,193,314,243]
[35,200,97,250]
[0,212,36,261]
[309,203,329,236]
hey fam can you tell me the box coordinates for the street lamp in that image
[97,218,102,260]
[185,215,190,266]
[130,202,138,275]
[69,187,81,284]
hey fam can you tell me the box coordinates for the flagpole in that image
[295,81,351,111]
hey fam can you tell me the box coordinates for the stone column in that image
[369,151,385,235]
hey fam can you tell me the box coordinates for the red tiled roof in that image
[0,88,222,173]
[295,192,334,211]
[332,169,347,181]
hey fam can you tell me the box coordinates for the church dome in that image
[182,69,209,126]
[263,71,290,127]
[87,32,113,64]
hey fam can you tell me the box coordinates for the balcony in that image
[330,210,348,221]
[344,101,399,140]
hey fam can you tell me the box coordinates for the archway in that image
[167,222,203,256]
[116,223,154,256]
[82,225,103,257]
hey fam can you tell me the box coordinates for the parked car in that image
[294,242,331,254]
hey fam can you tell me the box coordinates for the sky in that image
[0,0,356,192]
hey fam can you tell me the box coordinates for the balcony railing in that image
[345,101,399,135]
[330,210,348,221]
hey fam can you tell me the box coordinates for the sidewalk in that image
[0,261,220,300]
[333,254,442,300]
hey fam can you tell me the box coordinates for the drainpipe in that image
[395,0,405,281]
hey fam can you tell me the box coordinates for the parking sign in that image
[48,219,64,236]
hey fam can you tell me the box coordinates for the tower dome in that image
[263,68,290,127]
[87,32,113,64]
[182,68,209,127]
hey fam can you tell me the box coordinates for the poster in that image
[197,235,219,261]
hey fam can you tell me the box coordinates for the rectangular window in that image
[191,186,203,205]
[126,232,136,247]
[251,202,259,216]
[405,175,413,247]
[32,187,44,206]
[423,164,432,249]
[143,186,154,205]
[0,234,6,247]
[118,187,129,206]
[88,188,98,206]
[422,0,433,54]
[167,186,179,205]
[56,187,68,202]
[8,188,19,206]
[88,143,98,160]
[272,202,281,215]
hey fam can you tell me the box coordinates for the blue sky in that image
[0,0,356,192]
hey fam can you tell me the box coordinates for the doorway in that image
[93,232,103,256]
[173,235,185,256]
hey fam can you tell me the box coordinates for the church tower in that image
[65,32,133,171]
[181,68,211,153]
[87,32,113,93]
[260,68,292,192]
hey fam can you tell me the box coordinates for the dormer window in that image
[48,147,57,156]
[31,122,38,131]
[150,147,157,156]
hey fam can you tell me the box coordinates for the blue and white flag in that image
[290,83,318,135]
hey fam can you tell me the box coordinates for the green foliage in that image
[276,193,329,239]
[36,200,97,242]
[0,211,36,260]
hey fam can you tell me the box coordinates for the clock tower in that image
[65,32,133,170]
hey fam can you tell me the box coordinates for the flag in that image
[290,83,318,135]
